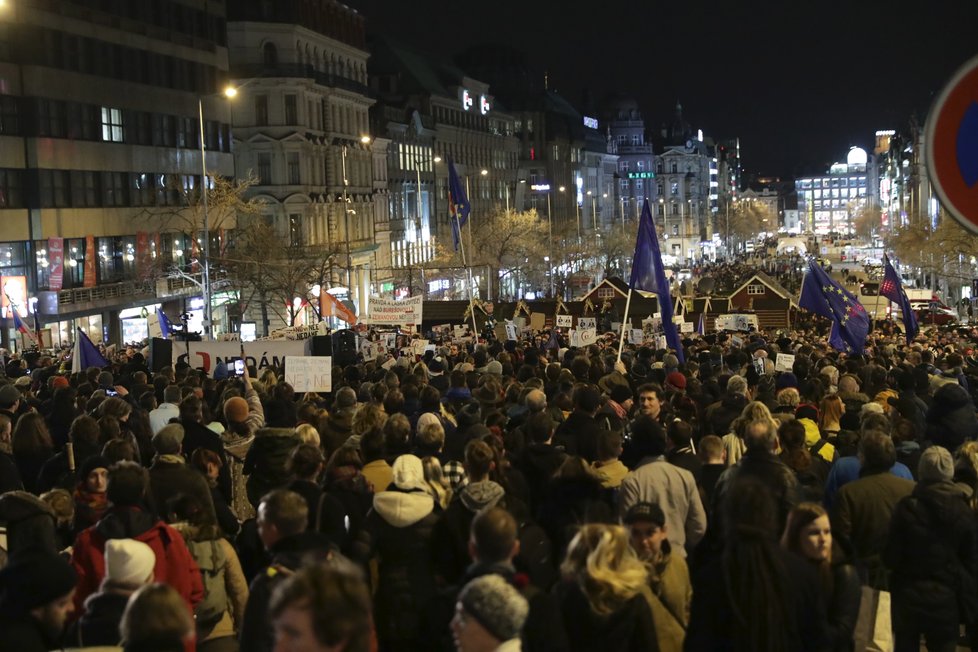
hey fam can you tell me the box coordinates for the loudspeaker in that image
[311,335,332,357]
[149,337,173,372]
[330,329,357,367]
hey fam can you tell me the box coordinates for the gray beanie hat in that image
[458,574,528,642]
[918,445,954,484]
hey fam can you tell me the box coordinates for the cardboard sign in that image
[629,329,644,344]
[579,328,597,346]
[505,323,518,341]
[569,329,580,347]
[610,322,621,333]
[578,317,596,330]
[730,335,744,348]
[285,356,332,393]
[680,322,694,333]
[410,339,429,356]
[453,326,465,339]
[381,357,396,370]
[775,353,796,372]
[529,313,545,331]
[657,335,667,350]
[366,296,423,325]
[556,314,573,328]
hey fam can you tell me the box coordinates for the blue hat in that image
[213,360,228,380]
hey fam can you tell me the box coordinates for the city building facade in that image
[795,146,878,235]
[0,0,234,348]
[227,0,385,331]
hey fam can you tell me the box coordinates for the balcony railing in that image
[231,64,373,97]
[57,279,154,306]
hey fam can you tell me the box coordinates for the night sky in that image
[349,0,978,181]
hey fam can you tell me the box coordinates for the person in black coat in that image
[686,476,829,652]
[146,424,217,527]
[178,395,232,499]
[284,443,348,547]
[782,503,861,652]
[884,446,978,652]
[239,489,336,652]
[0,550,78,652]
[551,385,609,462]
[925,381,978,451]
[351,454,441,652]
[536,456,614,559]
[515,412,567,512]
[0,412,23,494]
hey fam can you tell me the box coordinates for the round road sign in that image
[925,53,978,234]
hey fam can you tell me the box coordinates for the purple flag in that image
[630,200,684,363]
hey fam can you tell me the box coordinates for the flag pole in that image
[616,288,633,362]
[461,175,479,337]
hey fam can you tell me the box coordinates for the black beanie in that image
[0,550,77,612]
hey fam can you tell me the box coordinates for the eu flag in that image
[447,159,470,251]
[631,199,684,362]
[798,258,870,354]
[880,255,919,343]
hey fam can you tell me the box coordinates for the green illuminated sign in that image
[627,171,655,179]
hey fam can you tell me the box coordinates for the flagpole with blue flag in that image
[617,199,685,363]
[71,327,109,375]
[798,257,870,354]
[156,307,172,339]
[880,254,919,343]
[448,158,479,336]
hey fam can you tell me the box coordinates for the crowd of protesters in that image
[2,310,978,651]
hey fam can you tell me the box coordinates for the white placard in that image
[730,335,744,348]
[366,296,423,325]
[505,323,518,341]
[578,317,596,330]
[610,322,621,332]
[629,329,644,344]
[657,335,667,350]
[775,353,796,372]
[556,314,573,328]
[453,326,465,339]
[285,356,332,393]
[680,322,694,333]
[569,329,580,347]
[147,313,162,339]
[381,357,396,370]
[361,340,378,361]
[410,339,429,355]
[579,328,597,346]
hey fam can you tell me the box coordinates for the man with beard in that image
[0,549,78,651]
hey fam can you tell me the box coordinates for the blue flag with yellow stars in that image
[798,258,870,354]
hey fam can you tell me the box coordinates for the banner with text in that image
[48,237,64,291]
[366,296,423,325]
[171,339,310,377]
[84,235,97,288]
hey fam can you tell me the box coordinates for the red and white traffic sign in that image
[925,53,978,234]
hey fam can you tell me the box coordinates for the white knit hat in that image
[104,538,156,586]
[391,454,428,492]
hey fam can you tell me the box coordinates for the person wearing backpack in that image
[168,493,249,652]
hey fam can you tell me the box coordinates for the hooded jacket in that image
[70,506,204,618]
[704,392,749,437]
[352,488,440,644]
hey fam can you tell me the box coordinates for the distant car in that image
[915,305,957,326]
[677,268,692,281]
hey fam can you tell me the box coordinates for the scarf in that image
[606,399,628,420]
[154,454,186,466]
[74,484,109,526]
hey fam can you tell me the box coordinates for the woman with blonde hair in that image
[723,401,779,466]
[555,523,658,650]
[781,502,860,652]
[119,583,195,652]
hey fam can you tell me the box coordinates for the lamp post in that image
[546,190,554,298]
[196,84,237,339]
[342,135,371,308]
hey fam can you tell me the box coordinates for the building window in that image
[671,182,679,195]
[284,94,297,124]
[257,153,272,184]
[672,224,679,235]
[657,183,664,196]
[263,42,278,66]
[0,169,23,207]
[747,284,765,295]
[617,135,627,145]
[39,170,70,208]
[70,170,99,207]
[289,213,303,246]
[619,161,629,172]
[255,95,269,126]
[672,203,679,215]
[631,134,640,145]
[637,160,644,170]
[671,162,678,173]
[287,152,300,184]
[552,145,559,161]
[100,107,123,142]
[635,179,643,190]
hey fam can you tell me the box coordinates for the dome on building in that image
[847,146,868,168]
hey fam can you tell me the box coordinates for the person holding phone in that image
[222,363,265,439]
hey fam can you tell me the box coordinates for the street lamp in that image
[342,135,371,309]
[196,83,239,339]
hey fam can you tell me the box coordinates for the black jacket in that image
[351,488,440,645]
[70,590,130,647]
[148,458,217,525]
[179,419,232,498]
[517,443,568,512]
[552,411,607,462]
[286,478,348,546]
[239,530,336,652]
[925,383,978,451]
[554,580,659,652]
[884,481,978,632]
[0,450,23,495]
